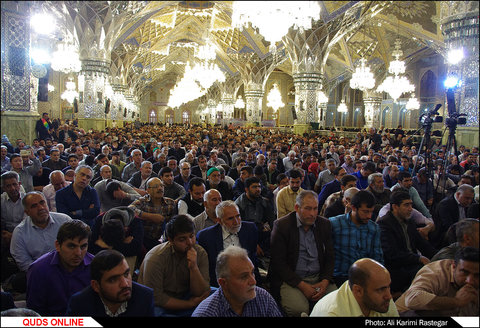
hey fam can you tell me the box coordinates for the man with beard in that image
[26,220,92,316]
[205,167,232,201]
[67,249,154,317]
[395,247,478,316]
[235,176,274,258]
[192,245,282,317]
[366,173,391,221]
[377,190,437,294]
[138,215,210,317]
[329,190,384,287]
[310,258,399,317]
[269,190,336,317]
[197,200,259,288]
[276,168,304,219]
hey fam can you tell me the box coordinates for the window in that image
[182,111,190,125]
[149,110,157,123]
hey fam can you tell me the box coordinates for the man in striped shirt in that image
[192,245,282,317]
[329,190,384,287]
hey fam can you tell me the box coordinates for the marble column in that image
[363,96,382,129]
[221,93,235,122]
[440,1,479,148]
[77,59,111,131]
[1,3,39,144]
[292,72,322,134]
[244,82,264,126]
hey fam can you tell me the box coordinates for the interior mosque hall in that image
[1,1,478,147]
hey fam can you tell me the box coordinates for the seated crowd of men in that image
[0,122,478,318]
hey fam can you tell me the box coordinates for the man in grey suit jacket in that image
[269,190,336,317]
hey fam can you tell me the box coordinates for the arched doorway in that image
[149,109,157,123]
[182,110,190,125]
[165,109,174,125]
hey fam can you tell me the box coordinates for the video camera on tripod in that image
[445,87,467,129]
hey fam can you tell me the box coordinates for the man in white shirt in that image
[42,170,71,212]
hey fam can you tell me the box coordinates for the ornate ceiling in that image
[39,1,447,102]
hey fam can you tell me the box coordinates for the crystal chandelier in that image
[337,99,348,113]
[406,94,420,110]
[191,61,225,90]
[350,58,376,91]
[51,34,81,74]
[267,84,284,111]
[234,95,245,109]
[60,77,79,104]
[317,90,329,104]
[195,41,217,61]
[377,38,415,102]
[232,1,321,46]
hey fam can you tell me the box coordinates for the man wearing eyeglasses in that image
[128,177,177,251]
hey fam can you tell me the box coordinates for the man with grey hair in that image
[196,200,259,287]
[94,165,140,212]
[127,160,155,196]
[366,172,391,221]
[270,190,336,316]
[192,245,283,317]
[55,164,100,227]
[193,189,222,235]
[314,158,336,193]
[431,218,479,261]
[433,184,475,248]
[42,170,70,212]
[121,149,143,182]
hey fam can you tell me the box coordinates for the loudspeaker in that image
[291,106,297,120]
[73,98,78,113]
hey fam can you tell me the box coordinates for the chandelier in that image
[377,38,414,102]
[267,84,284,111]
[350,58,376,91]
[317,90,329,104]
[406,94,420,110]
[51,34,81,74]
[195,41,217,61]
[232,2,321,46]
[234,95,245,109]
[191,61,226,90]
[60,77,79,104]
[337,99,348,113]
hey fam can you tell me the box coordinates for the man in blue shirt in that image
[353,161,376,190]
[56,165,100,227]
[317,167,346,209]
[329,190,384,287]
[26,219,93,316]
[192,245,282,317]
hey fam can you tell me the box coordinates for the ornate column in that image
[220,93,235,122]
[292,71,322,134]
[363,93,382,129]
[1,2,40,144]
[78,59,111,131]
[244,82,264,126]
[440,1,479,147]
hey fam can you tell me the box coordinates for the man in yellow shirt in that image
[276,168,304,219]
[310,258,399,317]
